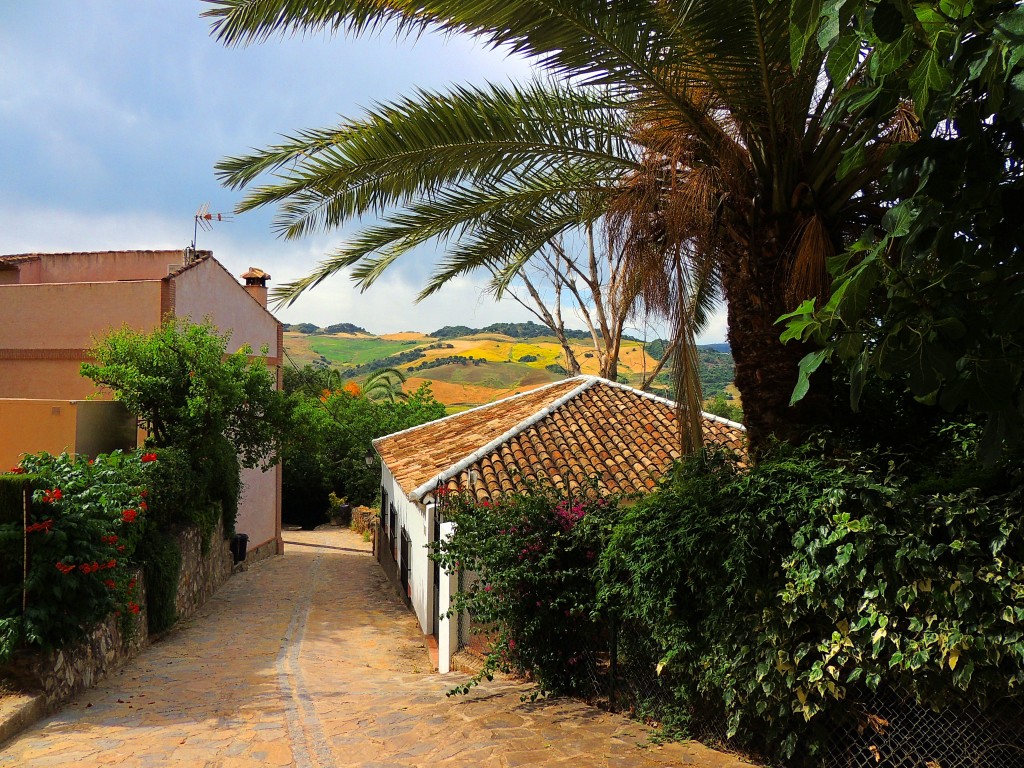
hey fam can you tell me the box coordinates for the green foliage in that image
[136,529,181,635]
[407,355,486,372]
[432,483,616,697]
[145,444,239,543]
[318,322,367,335]
[81,318,278,536]
[784,0,1024,458]
[280,374,445,528]
[81,317,282,470]
[432,322,601,341]
[0,452,154,660]
[284,322,320,334]
[703,393,743,423]
[340,348,425,378]
[601,442,1024,761]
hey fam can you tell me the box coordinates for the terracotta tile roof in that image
[374,376,747,503]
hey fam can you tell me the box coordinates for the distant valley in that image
[282,321,737,412]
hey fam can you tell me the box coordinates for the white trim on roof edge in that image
[375,374,746,502]
[405,376,598,501]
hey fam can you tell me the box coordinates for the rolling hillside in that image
[282,323,736,412]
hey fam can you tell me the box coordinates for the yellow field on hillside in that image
[380,332,431,341]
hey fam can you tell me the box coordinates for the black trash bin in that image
[230,533,249,564]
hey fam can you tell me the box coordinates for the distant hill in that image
[431,321,591,340]
[283,322,368,335]
[281,322,734,410]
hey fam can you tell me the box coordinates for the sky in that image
[0,3,728,343]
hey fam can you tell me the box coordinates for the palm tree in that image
[205,0,906,455]
[360,367,408,403]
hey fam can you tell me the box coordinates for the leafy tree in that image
[81,319,283,536]
[81,318,281,469]
[205,0,918,455]
[703,393,743,424]
[280,378,445,527]
[782,0,1024,458]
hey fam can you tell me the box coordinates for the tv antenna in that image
[190,203,233,252]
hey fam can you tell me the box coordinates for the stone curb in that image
[0,692,46,748]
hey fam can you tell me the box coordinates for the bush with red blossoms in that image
[431,480,616,698]
[0,450,154,660]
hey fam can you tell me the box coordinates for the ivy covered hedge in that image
[436,431,1024,762]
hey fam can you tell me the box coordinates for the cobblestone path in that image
[0,528,751,767]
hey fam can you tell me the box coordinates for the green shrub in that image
[0,451,155,660]
[137,529,182,635]
[600,444,1024,761]
[433,482,616,696]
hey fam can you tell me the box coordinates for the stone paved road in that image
[0,528,752,767]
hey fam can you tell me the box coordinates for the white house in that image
[371,375,747,672]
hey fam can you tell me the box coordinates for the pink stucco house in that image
[0,249,283,559]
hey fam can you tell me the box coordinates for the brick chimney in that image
[240,267,270,307]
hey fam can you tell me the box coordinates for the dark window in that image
[389,502,397,556]
[400,528,412,596]
[380,486,388,534]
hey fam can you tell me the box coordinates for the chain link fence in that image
[822,685,1024,768]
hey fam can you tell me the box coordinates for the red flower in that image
[139,489,148,498]
[42,488,62,504]
[121,509,138,523]
[117,545,125,552]
[139,501,148,510]
[103,579,116,589]
[103,559,117,570]
[140,453,158,463]
[128,602,141,615]
[8,466,24,474]
[127,578,137,590]
[55,562,75,574]
[101,534,119,545]
[26,520,54,534]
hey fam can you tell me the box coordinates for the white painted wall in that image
[380,464,436,635]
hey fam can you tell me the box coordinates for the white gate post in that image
[438,521,457,674]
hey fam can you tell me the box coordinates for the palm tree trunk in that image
[719,242,832,457]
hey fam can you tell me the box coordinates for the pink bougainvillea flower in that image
[121,509,138,523]
[140,453,158,463]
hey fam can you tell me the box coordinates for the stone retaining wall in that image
[4,571,148,709]
[4,520,245,713]
[173,518,233,622]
